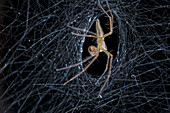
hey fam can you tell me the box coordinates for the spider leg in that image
[105,0,113,20]
[72,32,97,38]
[98,50,113,97]
[98,0,113,38]
[95,53,110,85]
[68,25,97,35]
[63,50,99,85]
[57,55,94,71]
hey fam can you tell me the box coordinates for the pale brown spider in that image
[57,0,113,97]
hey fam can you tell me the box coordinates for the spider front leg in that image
[56,55,94,71]
[98,50,113,97]
[95,54,110,85]
[98,0,113,38]
[63,47,100,85]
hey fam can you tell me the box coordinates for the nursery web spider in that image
[57,0,113,97]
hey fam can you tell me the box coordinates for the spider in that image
[57,0,113,97]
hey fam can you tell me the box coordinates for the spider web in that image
[0,0,169,112]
